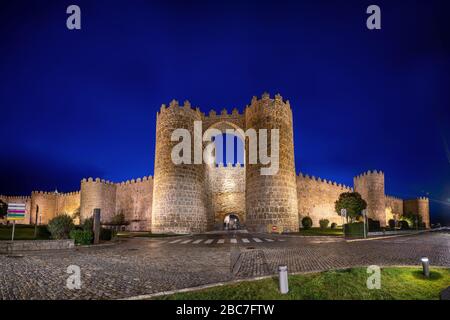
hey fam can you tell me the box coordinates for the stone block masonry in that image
[0,93,430,232]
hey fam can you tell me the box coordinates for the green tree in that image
[0,200,7,219]
[335,192,367,223]
[402,212,422,229]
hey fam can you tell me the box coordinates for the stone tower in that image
[353,170,386,226]
[244,93,299,232]
[151,100,209,234]
[404,197,430,228]
[80,178,116,223]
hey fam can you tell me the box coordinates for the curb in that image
[345,230,430,243]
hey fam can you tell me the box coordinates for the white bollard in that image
[421,257,430,278]
[278,265,289,294]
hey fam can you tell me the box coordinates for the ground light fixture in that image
[421,257,430,278]
[278,265,289,294]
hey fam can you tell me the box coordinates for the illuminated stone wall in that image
[296,173,353,227]
[116,177,153,231]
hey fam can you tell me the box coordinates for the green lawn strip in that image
[0,225,50,240]
[155,267,450,300]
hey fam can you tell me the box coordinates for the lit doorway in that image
[224,214,240,230]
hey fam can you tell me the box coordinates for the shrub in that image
[47,214,74,239]
[319,219,329,229]
[330,222,337,229]
[100,228,113,241]
[368,219,381,231]
[301,216,313,230]
[82,217,94,232]
[388,219,395,229]
[344,222,365,238]
[70,229,93,245]
[399,220,409,230]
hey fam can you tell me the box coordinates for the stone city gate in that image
[151,93,300,234]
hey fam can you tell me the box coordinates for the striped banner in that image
[7,203,26,220]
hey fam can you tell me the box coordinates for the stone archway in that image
[202,119,246,230]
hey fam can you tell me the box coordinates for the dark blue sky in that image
[1,0,449,224]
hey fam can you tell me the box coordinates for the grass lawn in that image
[155,267,450,300]
[294,227,343,236]
[0,225,50,240]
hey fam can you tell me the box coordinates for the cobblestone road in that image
[0,231,448,299]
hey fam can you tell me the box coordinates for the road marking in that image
[169,239,183,244]
[181,239,192,244]
[204,239,214,244]
[278,239,286,242]
[265,239,274,242]
[230,238,237,244]
[253,238,262,243]
[217,239,225,244]
[192,239,203,244]
[241,238,250,243]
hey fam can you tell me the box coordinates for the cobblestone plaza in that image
[0,231,448,300]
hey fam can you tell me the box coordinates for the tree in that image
[335,192,367,223]
[402,212,422,229]
[0,200,7,220]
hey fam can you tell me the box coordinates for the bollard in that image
[93,208,101,245]
[278,265,289,294]
[421,257,430,278]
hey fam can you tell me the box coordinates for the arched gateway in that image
[151,93,300,234]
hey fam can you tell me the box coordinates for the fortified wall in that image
[1,93,430,232]
[297,173,353,227]
[80,176,153,230]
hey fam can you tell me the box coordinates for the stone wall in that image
[56,192,81,223]
[207,163,245,229]
[0,239,75,254]
[116,177,153,231]
[30,192,58,225]
[297,173,353,228]
[385,195,403,223]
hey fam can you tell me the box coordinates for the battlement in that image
[116,175,153,186]
[214,162,244,168]
[157,99,203,119]
[0,195,31,201]
[298,172,353,191]
[81,177,116,185]
[245,92,291,112]
[354,170,384,179]
[386,195,403,202]
[31,191,58,196]
[406,196,429,201]
[81,176,153,187]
